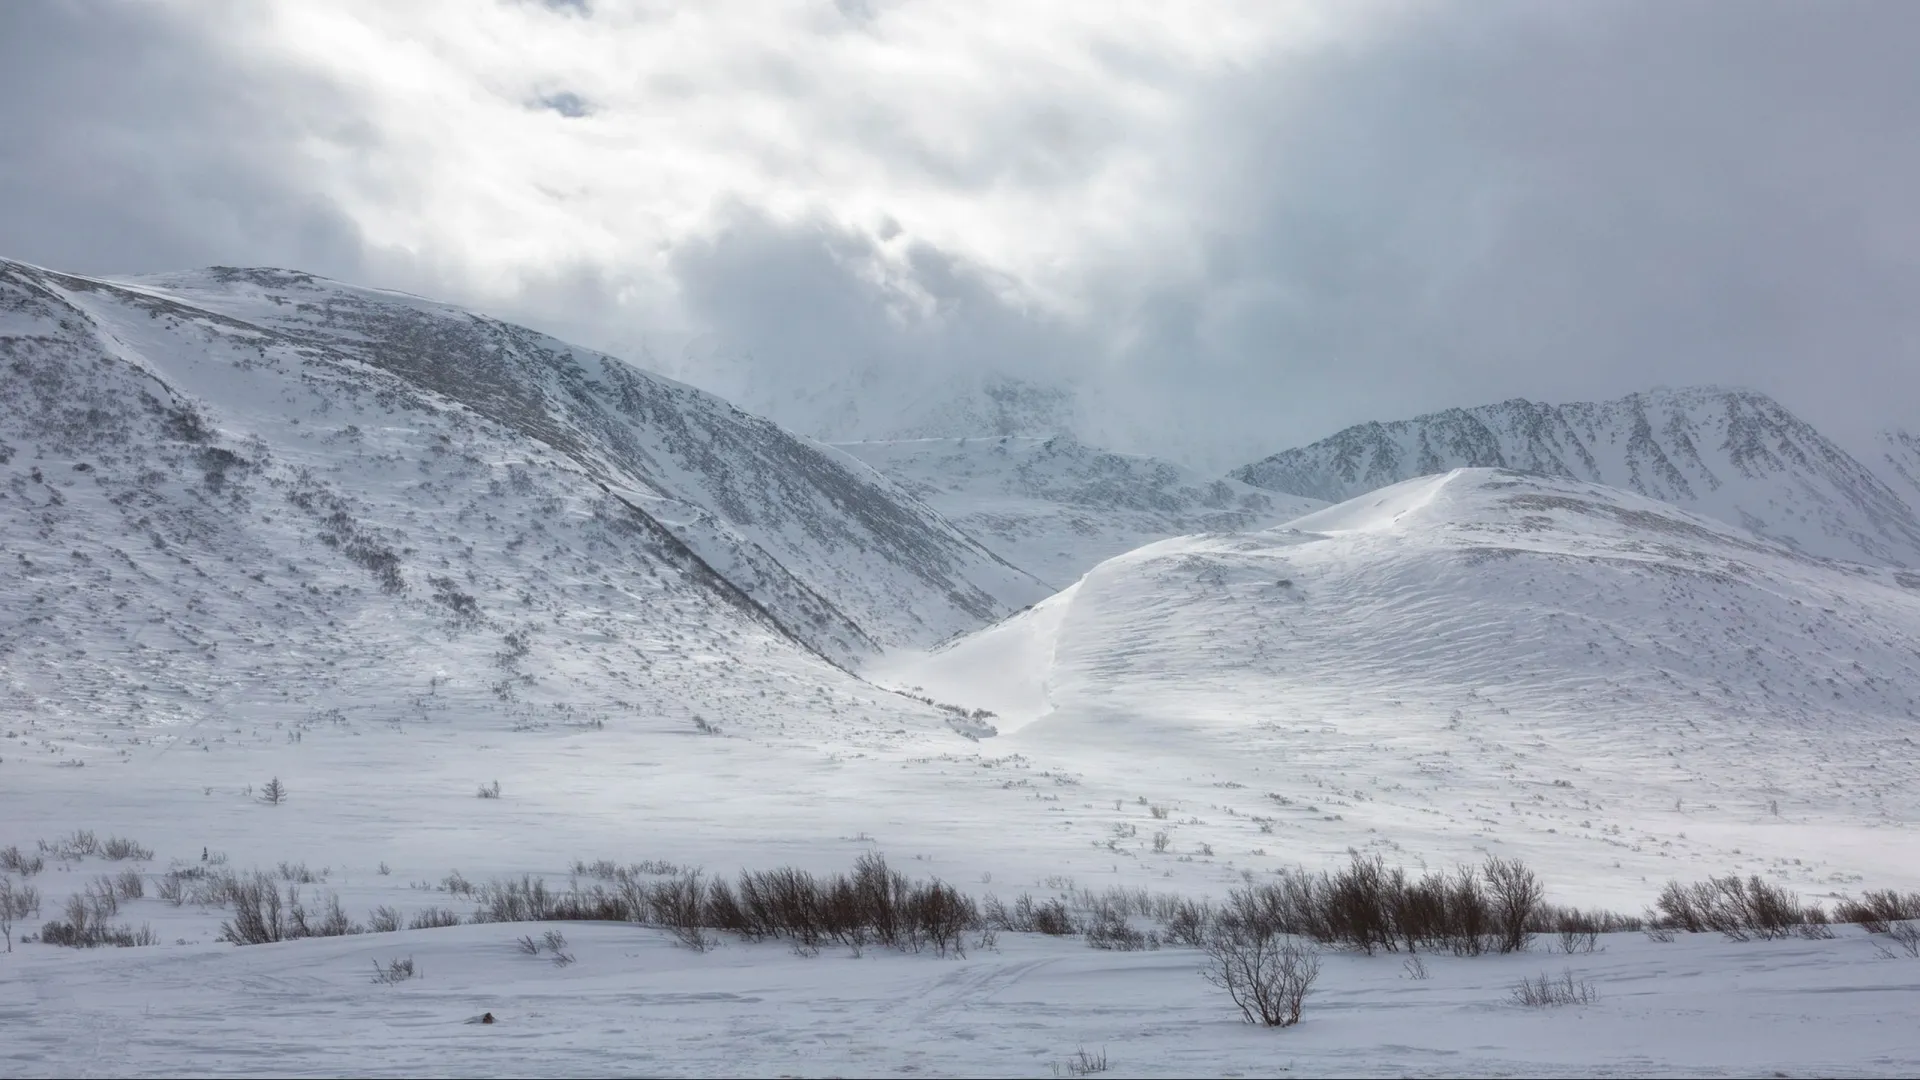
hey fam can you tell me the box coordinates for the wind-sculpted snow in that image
[887,469,1920,894]
[1233,387,1920,567]
[836,435,1322,588]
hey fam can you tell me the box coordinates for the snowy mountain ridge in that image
[1231,386,1920,567]
[885,467,1920,890]
[833,435,1324,588]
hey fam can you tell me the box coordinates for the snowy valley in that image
[4,260,1919,1077]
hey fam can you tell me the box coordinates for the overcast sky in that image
[3,0,1916,466]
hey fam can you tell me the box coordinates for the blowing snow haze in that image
[3,0,1919,465]
[6,3,1920,1077]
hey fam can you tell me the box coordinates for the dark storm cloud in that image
[1111,0,1920,457]
[0,2,368,279]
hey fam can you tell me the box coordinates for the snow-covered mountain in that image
[836,435,1323,588]
[712,365,1084,446]
[885,468,1920,888]
[0,258,1055,744]
[1865,427,1920,506]
[1232,387,1920,567]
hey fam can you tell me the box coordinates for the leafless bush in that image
[1201,929,1320,1027]
[220,873,288,944]
[0,846,45,876]
[409,906,464,930]
[0,877,41,951]
[1162,898,1213,948]
[39,917,154,948]
[473,875,557,923]
[113,869,145,901]
[477,780,502,799]
[1888,921,1920,958]
[371,956,418,984]
[1655,875,1819,941]
[1833,891,1920,934]
[986,893,1076,936]
[1483,857,1544,954]
[1052,1047,1110,1076]
[368,905,402,933]
[277,861,322,884]
[100,836,153,861]
[648,871,716,952]
[1402,955,1429,980]
[39,830,99,860]
[442,870,476,897]
[1151,831,1170,853]
[1084,904,1157,951]
[1511,969,1598,1007]
[86,877,120,919]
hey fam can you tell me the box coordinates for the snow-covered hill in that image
[834,435,1325,588]
[0,257,1065,758]
[2,260,1046,665]
[883,468,1920,895]
[1232,387,1920,567]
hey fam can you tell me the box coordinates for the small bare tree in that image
[261,777,288,805]
[0,877,42,952]
[1201,929,1320,1027]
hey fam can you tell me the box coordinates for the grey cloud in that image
[1114,0,1920,457]
[0,1,368,279]
[3,0,1917,471]
[666,205,1085,405]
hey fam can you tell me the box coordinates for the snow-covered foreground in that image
[4,909,1918,1077]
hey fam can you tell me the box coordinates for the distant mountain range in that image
[1231,387,1920,567]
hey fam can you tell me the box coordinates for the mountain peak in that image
[1232,387,1920,566]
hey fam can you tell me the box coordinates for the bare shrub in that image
[1511,969,1598,1007]
[368,905,402,933]
[220,873,288,945]
[261,777,288,805]
[1655,875,1819,941]
[649,871,716,952]
[1162,898,1212,948]
[1201,928,1320,1027]
[1888,921,1920,958]
[409,906,464,930]
[473,875,557,923]
[100,836,153,861]
[371,957,418,984]
[0,877,41,952]
[1053,1047,1110,1077]
[1482,856,1544,954]
[0,846,45,876]
[1833,891,1920,934]
[1402,955,1429,980]
[86,877,120,919]
[113,869,145,902]
[1084,904,1156,951]
[442,870,476,897]
[990,893,1075,936]
[39,830,99,860]
[477,781,501,799]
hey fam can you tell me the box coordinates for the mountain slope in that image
[27,262,1047,658]
[1232,387,1920,567]
[1865,427,1920,506]
[835,435,1323,588]
[0,257,1060,751]
[882,469,1920,891]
